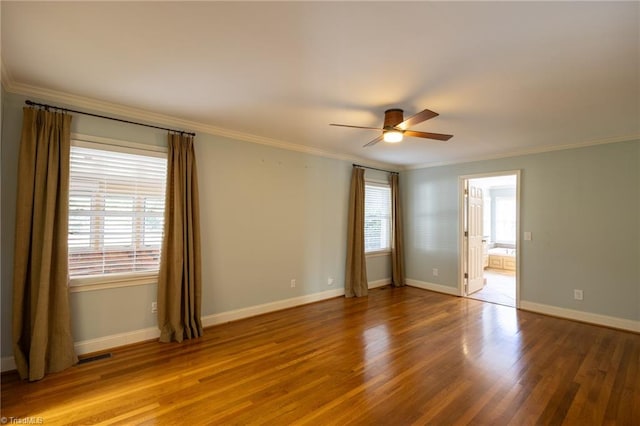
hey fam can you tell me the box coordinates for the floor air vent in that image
[78,353,112,364]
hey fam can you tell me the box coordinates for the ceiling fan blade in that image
[404,130,453,141]
[363,135,383,148]
[329,124,382,131]
[397,109,439,130]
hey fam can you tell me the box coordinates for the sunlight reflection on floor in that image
[461,300,523,379]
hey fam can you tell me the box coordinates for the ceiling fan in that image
[330,108,453,147]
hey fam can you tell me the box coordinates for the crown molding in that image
[1,60,16,91]
[404,134,640,171]
[3,77,400,172]
[7,73,631,174]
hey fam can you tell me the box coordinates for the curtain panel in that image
[12,107,78,381]
[345,167,368,297]
[157,134,203,342]
[390,174,406,287]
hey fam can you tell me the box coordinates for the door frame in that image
[458,170,521,308]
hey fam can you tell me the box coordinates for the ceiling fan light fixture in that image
[383,130,404,143]
[330,107,452,148]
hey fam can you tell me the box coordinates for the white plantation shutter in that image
[68,141,167,280]
[364,182,391,252]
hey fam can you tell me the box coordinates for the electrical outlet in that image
[573,289,583,301]
[432,268,439,277]
[291,279,296,288]
[328,277,334,286]
[151,302,158,313]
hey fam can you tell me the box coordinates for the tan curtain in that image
[12,107,78,381]
[345,167,368,297]
[157,133,203,342]
[390,173,406,287]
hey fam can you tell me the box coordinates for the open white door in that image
[466,183,484,295]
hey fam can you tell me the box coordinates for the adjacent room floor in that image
[469,268,516,307]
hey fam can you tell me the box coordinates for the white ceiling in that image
[2,1,638,168]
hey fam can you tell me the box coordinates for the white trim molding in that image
[458,170,521,309]
[1,357,17,373]
[1,327,162,373]
[406,278,461,296]
[70,274,157,293]
[3,66,637,174]
[368,278,391,289]
[201,288,344,328]
[405,135,640,170]
[72,133,167,154]
[3,79,398,172]
[365,251,391,259]
[1,288,345,373]
[74,327,161,356]
[520,300,640,333]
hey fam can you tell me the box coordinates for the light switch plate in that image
[524,231,532,241]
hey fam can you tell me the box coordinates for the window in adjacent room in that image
[495,196,516,244]
[68,137,167,288]
[364,181,392,253]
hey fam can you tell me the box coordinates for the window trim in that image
[70,271,158,292]
[366,250,391,258]
[72,133,167,155]
[68,134,167,292]
[364,179,392,255]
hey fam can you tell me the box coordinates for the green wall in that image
[0,90,391,358]
[4,87,636,361]
[402,140,640,321]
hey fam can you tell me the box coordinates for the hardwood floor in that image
[2,286,638,425]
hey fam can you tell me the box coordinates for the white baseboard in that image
[519,300,640,333]
[1,356,16,373]
[74,327,161,356]
[4,290,635,374]
[1,327,163,373]
[404,280,639,333]
[201,288,344,327]
[368,278,391,289]
[0,288,346,373]
[406,278,461,296]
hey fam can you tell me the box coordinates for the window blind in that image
[364,183,391,252]
[68,143,167,279]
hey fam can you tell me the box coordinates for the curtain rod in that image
[353,163,399,175]
[25,100,196,137]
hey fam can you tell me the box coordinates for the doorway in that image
[460,171,520,308]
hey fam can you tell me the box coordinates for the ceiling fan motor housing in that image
[384,109,404,129]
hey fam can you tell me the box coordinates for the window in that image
[68,139,167,286]
[364,182,391,253]
[495,196,516,244]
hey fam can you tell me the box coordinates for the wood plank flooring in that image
[2,286,639,425]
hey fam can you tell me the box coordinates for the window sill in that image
[366,250,392,258]
[69,271,158,293]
